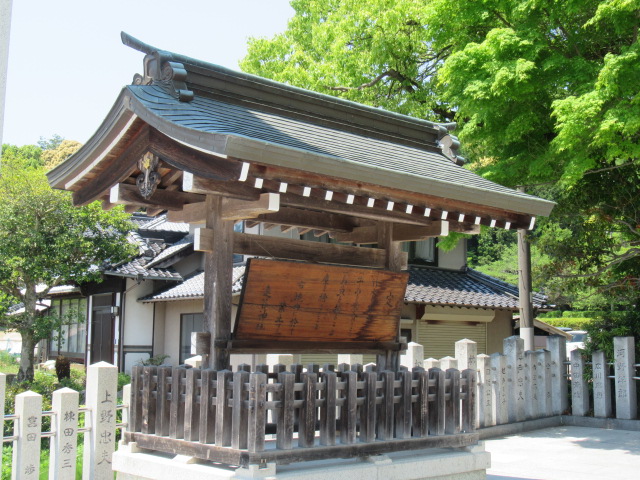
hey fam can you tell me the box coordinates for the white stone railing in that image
[1,361,128,480]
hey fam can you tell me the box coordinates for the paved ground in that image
[485,425,640,480]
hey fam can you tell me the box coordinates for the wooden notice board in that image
[233,259,409,346]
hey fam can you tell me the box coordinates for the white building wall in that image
[122,279,156,372]
[437,241,466,270]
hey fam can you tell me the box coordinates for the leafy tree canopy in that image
[0,143,135,380]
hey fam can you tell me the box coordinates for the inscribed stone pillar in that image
[423,358,440,369]
[614,337,637,420]
[525,350,538,420]
[13,391,42,480]
[540,350,553,417]
[338,354,363,367]
[504,336,526,422]
[83,362,118,480]
[400,342,424,369]
[439,356,458,370]
[267,354,294,368]
[490,353,508,425]
[547,335,568,415]
[570,349,589,417]
[592,350,612,418]
[477,354,494,428]
[50,387,79,480]
[455,338,477,371]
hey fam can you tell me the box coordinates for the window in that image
[180,313,204,363]
[233,222,244,263]
[49,298,87,356]
[403,238,436,265]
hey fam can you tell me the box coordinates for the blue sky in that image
[3,0,293,146]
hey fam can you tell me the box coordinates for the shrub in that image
[542,317,594,331]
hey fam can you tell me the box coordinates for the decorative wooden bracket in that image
[136,153,161,199]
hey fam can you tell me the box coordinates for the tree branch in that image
[325,70,401,92]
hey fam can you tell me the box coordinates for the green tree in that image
[0,146,134,381]
[41,139,82,170]
[242,0,640,304]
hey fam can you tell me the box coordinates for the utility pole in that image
[0,0,13,162]
[517,186,534,351]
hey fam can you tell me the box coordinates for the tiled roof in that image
[145,235,193,269]
[405,266,548,309]
[140,264,546,310]
[140,265,246,302]
[139,214,190,234]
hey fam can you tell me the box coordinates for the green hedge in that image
[539,310,606,320]
[541,317,593,330]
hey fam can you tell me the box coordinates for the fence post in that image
[477,354,493,428]
[400,342,424,369]
[592,350,612,418]
[614,337,637,420]
[570,350,589,417]
[547,335,568,415]
[122,383,131,434]
[504,336,526,422]
[539,350,552,417]
[440,357,458,371]
[248,372,267,453]
[12,391,42,480]
[50,387,79,480]
[525,351,538,420]
[83,361,118,480]
[490,353,508,425]
[423,358,440,369]
[455,339,477,371]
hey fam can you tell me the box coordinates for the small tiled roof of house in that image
[405,266,548,309]
[145,234,193,269]
[140,266,246,302]
[139,214,190,234]
[139,263,547,310]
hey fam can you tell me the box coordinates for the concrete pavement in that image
[485,425,640,480]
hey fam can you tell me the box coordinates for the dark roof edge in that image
[121,32,454,148]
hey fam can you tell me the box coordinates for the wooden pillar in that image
[204,195,234,370]
[517,186,534,351]
[377,222,402,371]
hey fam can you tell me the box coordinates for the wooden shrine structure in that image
[48,33,554,466]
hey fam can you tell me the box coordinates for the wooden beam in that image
[334,221,480,243]
[254,207,363,233]
[109,183,204,210]
[194,229,408,269]
[72,124,150,206]
[182,172,260,201]
[148,128,244,182]
[167,193,280,223]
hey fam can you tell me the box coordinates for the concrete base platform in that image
[113,442,490,480]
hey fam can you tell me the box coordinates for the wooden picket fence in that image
[124,363,477,467]
[1,362,127,480]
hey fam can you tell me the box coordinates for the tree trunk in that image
[17,332,36,382]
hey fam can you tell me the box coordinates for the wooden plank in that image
[183,171,260,200]
[234,259,408,345]
[380,371,395,440]
[276,372,295,450]
[362,371,377,443]
[125,431,479,468]
[430,368,445,435]
[299,373,317,448]
[141,366,156,434]
[130,365,142,433]
[254,207,363,233]
[231,370,250,449]
[228,340,403,354]
[319,371,337,446]
[169,367,186,439]
[248,372,268,453]
[445,368,460,435]
[199,369,216,443]
[461,369,476,433]
[215,370,233,446]
[396,370,413,439]
[183,368,200,441]
[110,182,204,210]
[335,223,444,244]
[156,366,171,436]
[149,128,244,182]
[204,195,234,370]
[413,368,429,437]
[167,193,280,223]
[195,229,408,269]
[72,123,149,206]
[339,371,357,444]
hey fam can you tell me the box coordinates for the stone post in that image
[592,350,612,418]
[12,391,42,480]
[614,337,637,420]
[490,353,508,425]
[570,349,589,416]
[504,336,526,422]
[423,358,440,369]
[83,362,118,480]
[477,354,493,428]
[338,354,363,367]
[455,339,477,371]
[122,383,131,434]
[540,350,553,417]
[439,356,458,371]
[184,355,202,368]
[50,387,79,480]
[400,342,424,369]
[547,335,568,415]
[267,354,294,369]
[525,350,538,420]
